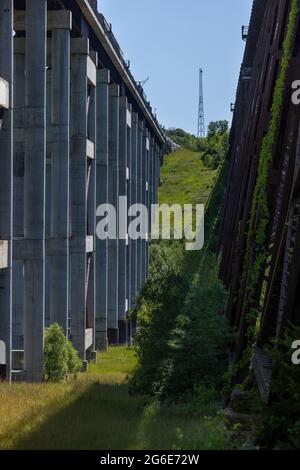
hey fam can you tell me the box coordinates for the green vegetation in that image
[166,127,199,151]
[240,0,299,362]
[159,148,218,209]
[44,323,82,382]
[256,325,300,449]
[0,347,228,450]
[166,120,229,169]
[0,134,232,451]
[130,134,231,420]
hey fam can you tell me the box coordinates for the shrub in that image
[172,416,229,450]
[44,323,82,382]
[257,325,300,449]
[129,253,189,395]
[155,277,230,401]
[66,339,82,377]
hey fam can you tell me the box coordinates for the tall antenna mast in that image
[197,68,205,138]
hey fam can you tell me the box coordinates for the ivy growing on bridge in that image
[241,0,299,359]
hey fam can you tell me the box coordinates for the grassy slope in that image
[0,347,227,450]
[159,149,218,208]
[0,148,229,451]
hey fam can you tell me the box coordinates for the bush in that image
[130,240,231,404]
[129,250,189,395]
[130,153,230,406]
[155,277,230,401]
[257,325,300,449]
[172,416,229,450]
[66,339,82,377]
[44,323,82,382]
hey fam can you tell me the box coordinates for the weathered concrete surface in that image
[23,0,47,382]
[107,84,120,345]
[0,1,165,382]
[95,69,110,351]
[49,24,71,334]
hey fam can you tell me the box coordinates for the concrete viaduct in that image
[0,0,166,382]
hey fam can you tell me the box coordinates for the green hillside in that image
[159,149,218,208]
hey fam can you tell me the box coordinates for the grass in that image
[156,148,218,238]
[159,149,218,208]
[0,149,229,451]
[0,347,228,450]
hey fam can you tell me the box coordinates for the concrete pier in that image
[70,38,96,363]
[0,0,13,381]
[95,69,110,351]
[126,105,132,312]
[23,0,47,382]
[107,84,120,345]
[49,16,71,334]
[0,1,165,381]
[118,96,130,344]
[136,120,144,291]
[86,51,97,361]
[130,113,139,308]
[141,129,149,284]
[12,38,25,368]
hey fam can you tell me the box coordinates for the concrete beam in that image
[14,10,72,31]
[0,76,9,109]
[87,139,95,159]
[0,241,8,269]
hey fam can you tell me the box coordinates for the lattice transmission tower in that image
[197,68,205,138]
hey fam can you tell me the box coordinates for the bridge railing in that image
[86,0,165,141]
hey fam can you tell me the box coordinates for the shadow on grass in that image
[11,381,147,450]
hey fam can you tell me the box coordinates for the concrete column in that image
[118,96,128,344]
[95,69,110,351]
[23,0,47,382]
[86,53,97,360]
[70,38,89,363]
[145,134,152,279]
[12,38,25,366]
[107,84,119,344]
[155,144,160,205]
[136,120,144,293]
[149,137,155,236]
[0,0,13,381]
[141,129,148,284]
[49,23,71,334]
[130,113,138,308]
[146,131,151,279]
[126,105,132,313]
[45,41,51,329]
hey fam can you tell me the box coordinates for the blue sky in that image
[98,0,253,135]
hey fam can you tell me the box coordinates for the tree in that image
[44,323,82,382]
[207,120,229,138]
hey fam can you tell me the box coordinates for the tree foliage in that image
[44,323,82,383]
[257,325,300,449]
[166,121,229,169]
